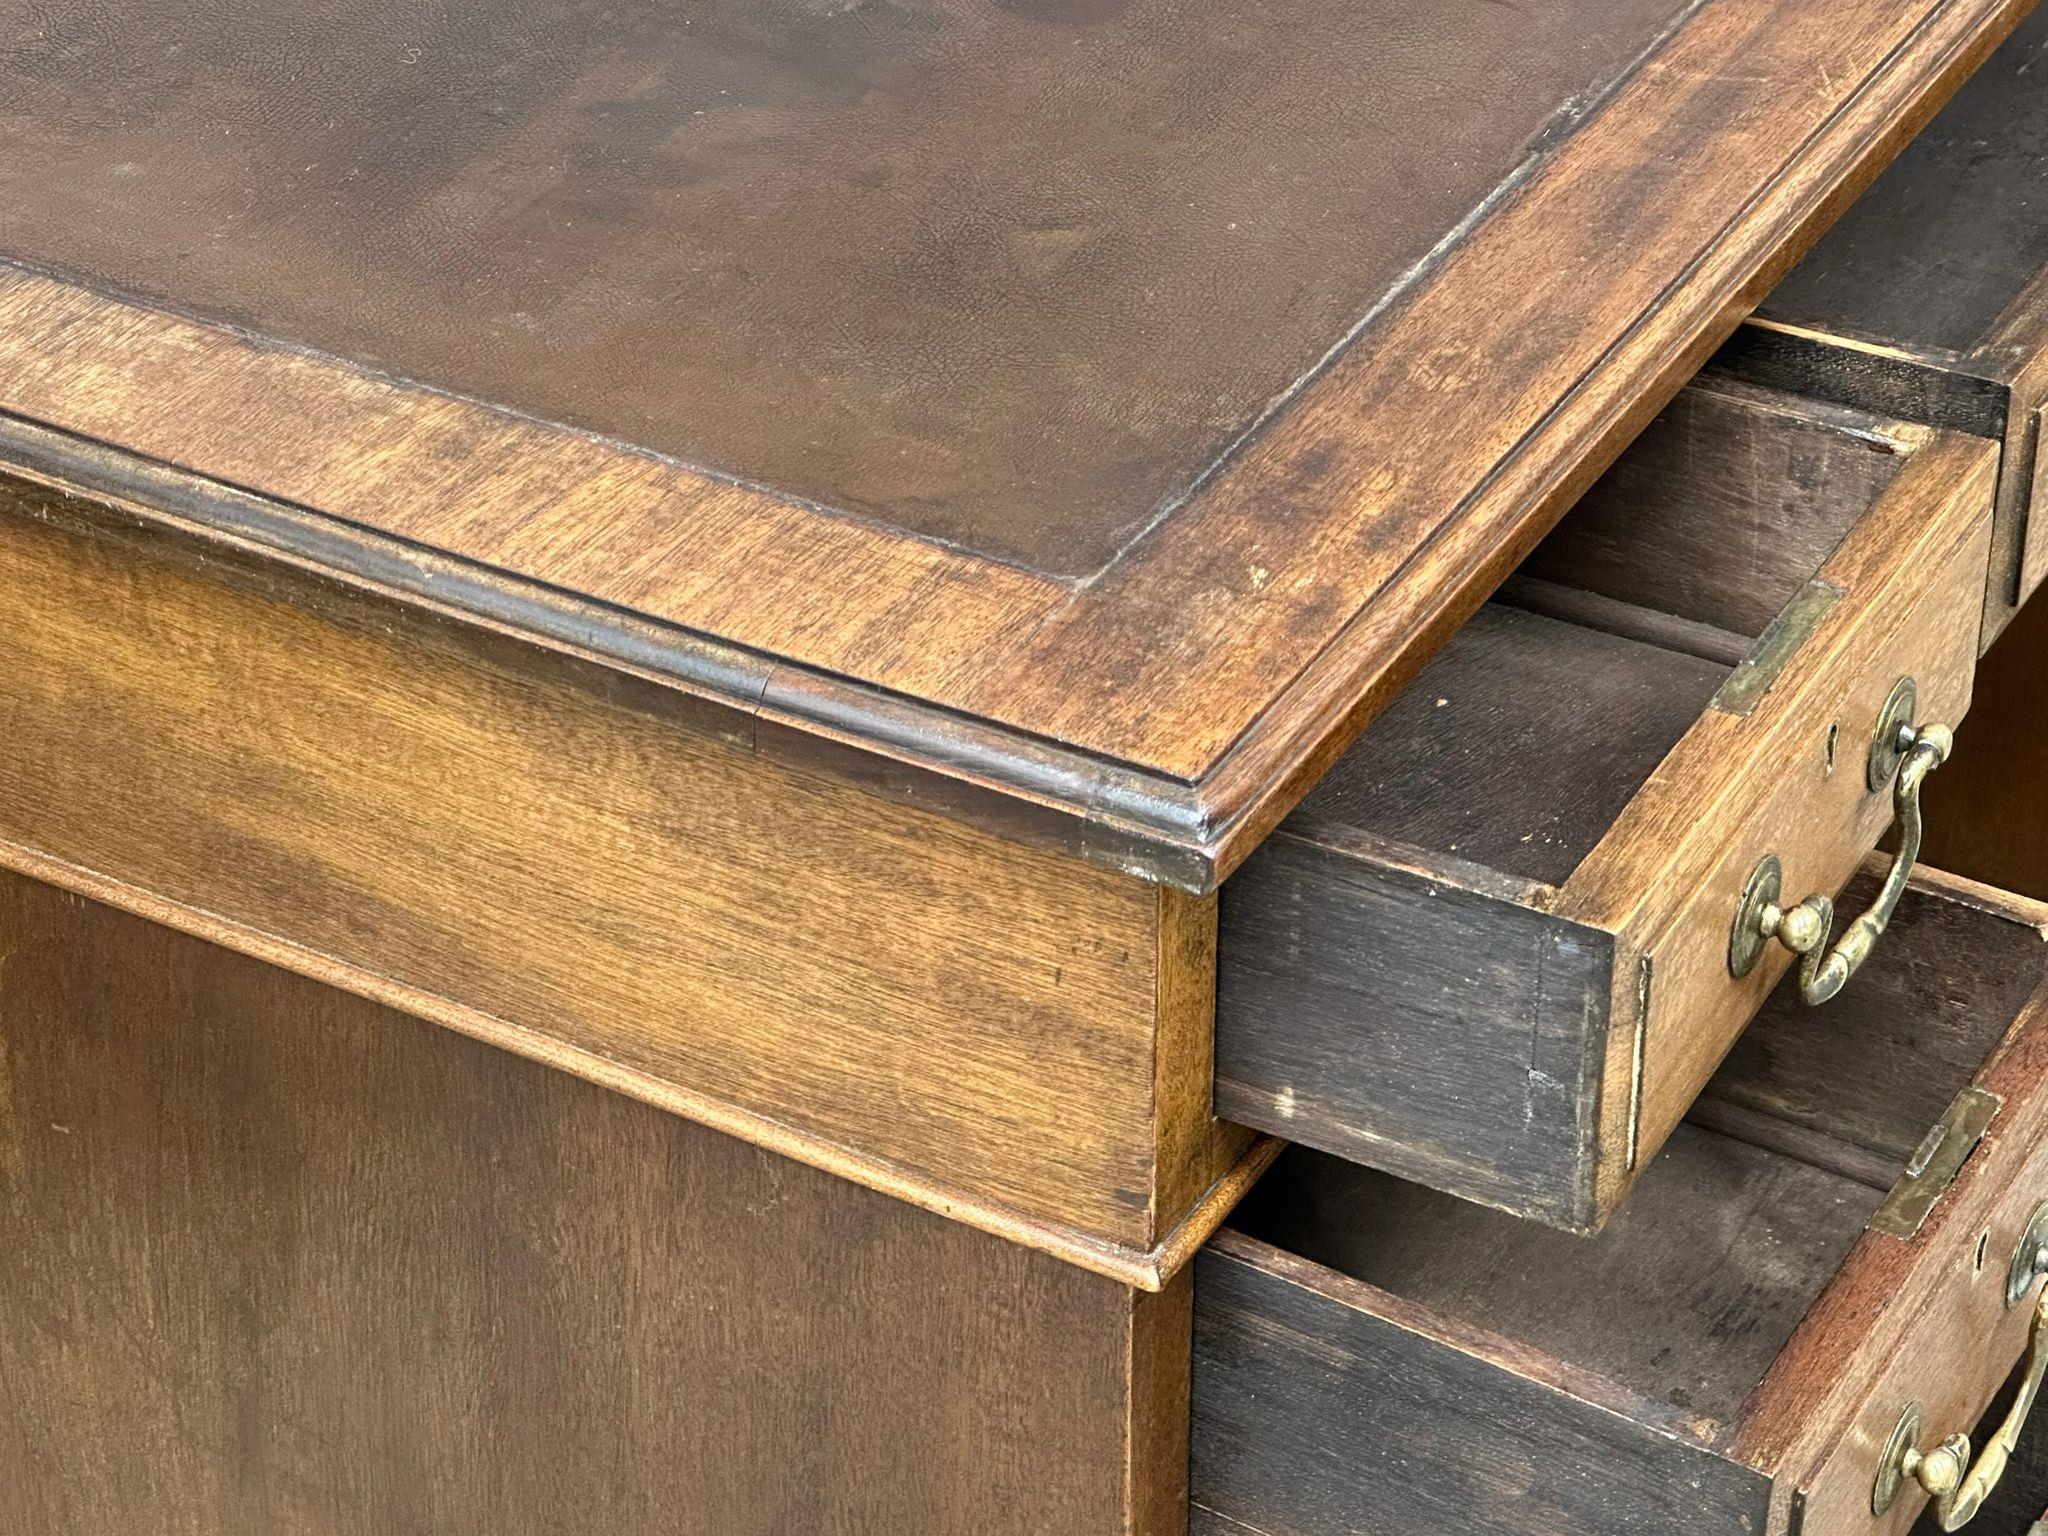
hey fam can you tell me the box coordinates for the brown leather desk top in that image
[0,0,2031,886]
[3,0,1696,576]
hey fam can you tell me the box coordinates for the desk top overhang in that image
[0,0,2029,889]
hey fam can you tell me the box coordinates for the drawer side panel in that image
[1216,847,1613,1230]
[1191,1239,1771,1536]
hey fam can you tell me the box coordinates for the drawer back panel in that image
[1519,381,1909,639]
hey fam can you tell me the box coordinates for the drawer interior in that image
[1223,872,2046,1428]
[1285,379,1916,891]
[1216,365,1996,1234]
[1721,2,2048,629]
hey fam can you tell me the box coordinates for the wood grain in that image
[1219,833,1616,1227]
[1497,573,1756,668]
[1222,1135,1874,1438]
[1568,427,1996,1215]
[2026,385,2048,599]
[0,0,2021,887]
[0,869,1192,1535]
[1191,1234,1774,1536]
[1517,380,1913,639]
[1263,604,1728,889]
[1741,881,2048,1536]
[0,471,1255,1284]
[1916,583,2048,904]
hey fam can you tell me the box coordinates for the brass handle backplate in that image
[1872,1200,2048,1528]
[1729,677,1952,1003]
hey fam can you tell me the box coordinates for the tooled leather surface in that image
[1,0,1693,574]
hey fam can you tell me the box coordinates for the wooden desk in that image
[0,2,2040,1532]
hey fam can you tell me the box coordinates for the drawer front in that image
[1760,997,2048,1533]
[1583,449,1995,1194]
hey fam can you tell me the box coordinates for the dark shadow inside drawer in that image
[1217,378,1996,1231]
[1197,875,2048,1536]
[1274,604,1727,891]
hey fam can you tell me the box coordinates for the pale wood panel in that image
[0,869,1192,1535]
[1919,582,2048,903]
[0,474,1251,1282]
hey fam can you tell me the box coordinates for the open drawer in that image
[1196,869,2048,1536]
[1217,379,1998,1232]
[1720,2,2048,639]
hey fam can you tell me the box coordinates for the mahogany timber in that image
[1195,870,2048,1536]
[1722,4,2048,638]
[0,467,1262,1286]
[0,870,1193,1536]
[1217,384,1996,1230]
[0,0,2030,888]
